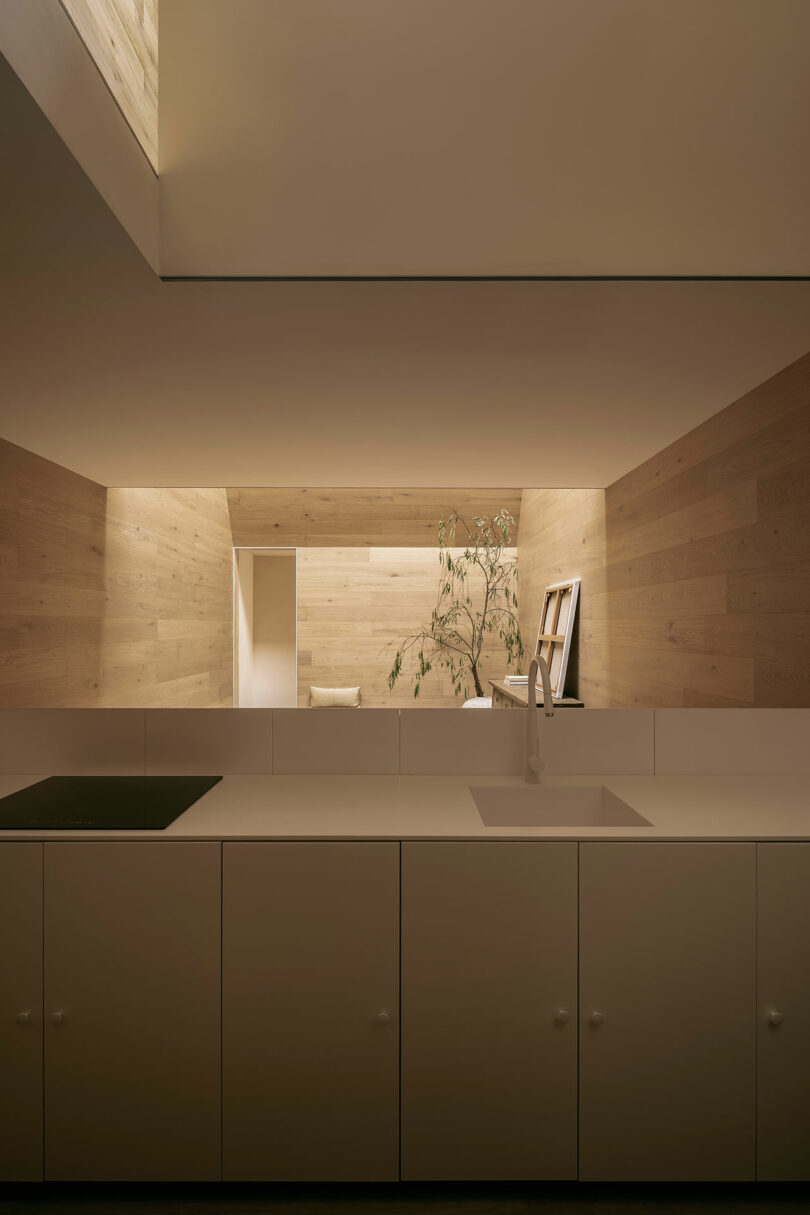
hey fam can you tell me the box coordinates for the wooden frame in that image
[535,579,580,698]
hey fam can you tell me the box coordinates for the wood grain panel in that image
[297,546,519,707]
[100,487,233,706]
[60,0,158,170]
[517,488,607,706]
[0,438,233,707]
[227,488,521,547]
[603,353,810,707]
[517,352,810,707]
[605,355,810,504]
[0,437,106,706]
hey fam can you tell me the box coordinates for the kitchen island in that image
[1,769,809,1185]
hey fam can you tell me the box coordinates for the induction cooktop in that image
[0,775,222,830]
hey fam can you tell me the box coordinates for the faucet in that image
[525,655,554,784]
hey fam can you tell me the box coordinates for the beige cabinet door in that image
[579,843,755,1181]
[757,843,810,1180]
[222,842,399,1181]
[44,842,221,1181]
[0,843,43,1182]
[402,842,578,1180]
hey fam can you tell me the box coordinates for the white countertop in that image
[0,772,809,840]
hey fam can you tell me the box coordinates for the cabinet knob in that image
[589,1010,605,1028]
[49,1010,65,1026]
[16,1011,32,1027]
[554,1009,570,1025]
[768,1010,784,1028]
[376,1010,391,1026]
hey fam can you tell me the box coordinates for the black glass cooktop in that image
[0,775,222,830]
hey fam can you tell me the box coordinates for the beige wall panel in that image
[517,353,810,707]
[398,708,653,776]
[0,843,43,1182]
[44,841,221,1181]
[222,842,399,1181]
[399,708,523,776]
[251,552,297,707]
[757,843,810,1180]
[234,549,253,707]
[579,843,755,1181]
[655,709,810,775]
[159,0,810,277]
[402,842,578,1180]
[6,42,810,492]
[0,708,144,774]
[272,708,398,775]
[144,707,273,774]
[60,0,158,170]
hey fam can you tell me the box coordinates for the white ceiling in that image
[160,0,810,276]
[1,34,810,489]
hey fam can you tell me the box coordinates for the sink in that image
[470,784,652,828]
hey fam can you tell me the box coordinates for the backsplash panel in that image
[0,709,145,774]
[0,708,806,778]
[145,709,273,775]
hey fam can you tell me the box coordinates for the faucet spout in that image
[535,655,555,717]
[525,656,554,784]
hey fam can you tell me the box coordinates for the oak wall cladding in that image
[517,489,607,708]
[601,352,810,708]
[226,488,521,548]
[518,352,810,708]
[296,547,518,709]
[0,439,233,708]
[0,438,106,707]
[60,0,158,170]
[230,490,524,708]
[3,346,808,709]
[100,487,233,707]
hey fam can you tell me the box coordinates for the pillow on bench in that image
[309,686,361,708]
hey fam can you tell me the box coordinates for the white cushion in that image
[309,686,361,708]
[462,697,493,709]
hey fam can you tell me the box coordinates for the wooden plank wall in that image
[227,488,521,547]
[0,437,107,706]
[228,491,524,707]
[60,0,158,170]
[600,351,810,707]
[297,547,520,708]
[517,352,810,707]
[101,487,233,706]
[517,488,608,706]
[0,439,233,706]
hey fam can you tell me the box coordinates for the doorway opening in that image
[233,548,297,707]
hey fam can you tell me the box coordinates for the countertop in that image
[0,772,809,840]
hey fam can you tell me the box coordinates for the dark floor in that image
[1,1184,809,1215]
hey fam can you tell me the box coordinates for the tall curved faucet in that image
[525,655,554,784]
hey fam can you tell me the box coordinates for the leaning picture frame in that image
[535,578,581,698]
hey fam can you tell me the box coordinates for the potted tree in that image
[387,509,524,701]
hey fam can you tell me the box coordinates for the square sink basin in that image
[470,784,652,828]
